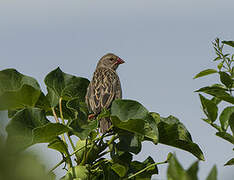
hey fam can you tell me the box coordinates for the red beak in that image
[116,57,125,64]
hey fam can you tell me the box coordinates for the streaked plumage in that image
[85,53,124,133]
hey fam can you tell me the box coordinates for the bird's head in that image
[97,53,125,70]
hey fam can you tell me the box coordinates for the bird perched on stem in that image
[85,53,125,133]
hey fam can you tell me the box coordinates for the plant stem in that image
[107,134,118,145]
[59,97,76,151]
[52,107,66,142]
[126,161,167,179]
[52,107,59,123]
[59,98,74,169]
[49,159,64,173]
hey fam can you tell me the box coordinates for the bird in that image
[85,53,125,133]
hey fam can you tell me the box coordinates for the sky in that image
[0,0,234,179]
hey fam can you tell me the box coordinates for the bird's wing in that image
[86,68,121,114]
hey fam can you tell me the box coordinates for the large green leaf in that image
[111,99,149,120]
[167,155,187,180]
[64,166,89,180]
[167,155,199,180]
[0,85,43,110]
[111,99,158,144]
[6,108,49,151]
[186,161,199,180]
[151,113,204,160]
[206,165,217,180]
[116,131,142,154]
[222,41,234,48]
[216,132,234,144]
[219,72,233,88]
[229,113,234,135]
[195,86,234,104]
[0,69,48,110]
[193,69,217,79]
[32,123,70,143]
[48,138,69,155]
[111,163,128,178]
[219,106,234,131]
[67,98,97,139]
[44,67,89,107]
[69,118,98,140]
[0,69,40,93]
[128,156,158,179]
[199,94,218,122]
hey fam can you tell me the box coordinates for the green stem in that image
[52,107,66,142]
[126,161,167,179]
[81,138,89,165]
[59,98,73,168]
[107,134,118,145]
[49,159,64,173]
[59,98,76,151]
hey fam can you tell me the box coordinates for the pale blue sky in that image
[1,0,234,179]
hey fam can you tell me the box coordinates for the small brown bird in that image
[85,53,125,133]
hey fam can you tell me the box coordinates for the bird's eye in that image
[110,57,114,61]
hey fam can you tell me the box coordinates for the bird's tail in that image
[100,117,112,133]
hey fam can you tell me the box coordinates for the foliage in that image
[167,154,217,180]
[0,135,55,180]
[194,38,234,166]
[0,67,204,179]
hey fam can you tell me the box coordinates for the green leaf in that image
[116,131,142,154]
[67,98,98,139]
[222,41,234,48]
[216,132,234,144]
[66,98,89,120]
[224,158,234,166]
[98,161,120,180]
[69,118,98,140]
[68,166,89,180]
[6,108,49,151]
[0,69,49,111]
[0,85,44,111]
[229,113,234,135]
[217,62,223,70]
[199,94,218,122]
[195,86,234,104]
[111,99,149,121]
[75,139,87,164]
[167,155,187,180]
[206,165,217,180]
[219,106,234,131]
[193,69,217,79]
[186,161,199,180]
[111,99,158,144]
[48,138,69,155]
[32,123,70,143]
[219,72,233,88]
[213,56,221,61]
[151,113,204,160]
[129,156,158,179]
[231,67,234,78]
[211,97,222,105]
[44,67,89,107]
[111,116,145,135]
[144,114,159,144]
[0,69,40,93]
[111,163,128,177]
